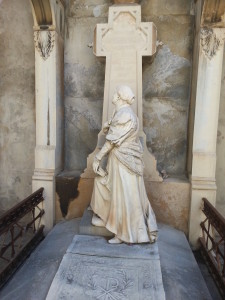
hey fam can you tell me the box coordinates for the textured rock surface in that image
[0,0,35,214]
[65,0,194,175]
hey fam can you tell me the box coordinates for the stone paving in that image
[0,218,217,300]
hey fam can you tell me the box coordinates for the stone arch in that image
[30,0,65,35]
[30,0,53,28]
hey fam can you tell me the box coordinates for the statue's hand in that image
[93,157,100,174]
[103,121,110,134]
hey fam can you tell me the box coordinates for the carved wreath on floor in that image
[86,270,134,300]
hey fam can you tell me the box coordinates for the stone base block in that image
[79,208,114,237]
[46,235,166,300]
[145,177,190,234]
[56,172,190,234]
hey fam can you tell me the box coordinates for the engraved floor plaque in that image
[46,235,165,300]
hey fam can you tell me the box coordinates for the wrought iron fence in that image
[200,197,225,298]
[0,188,45,288]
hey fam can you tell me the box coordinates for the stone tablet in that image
[46,235,165,300]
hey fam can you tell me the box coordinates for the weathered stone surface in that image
[56,175,95,222]
[56,172,80,217]
[68,0,111,18]
[65,96,102,171]
[0,0,35,214]
[216,51,225,217]
[157,224,212,300]
[46,235,165,300]
[64,16,105,171]
[142,16,193,175]
[143,97,188,175]
[142,0,192,16]
[79,177,191,236]
[56,175,190,234]
[67,235,159,259]
[145,178,190,235]
[143,15,194,60]
[64,1,194,177]
[0,219,81,300]
[0,220,214,300]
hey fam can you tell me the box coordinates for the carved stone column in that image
[30,0,65,233]
[189,25,225,248]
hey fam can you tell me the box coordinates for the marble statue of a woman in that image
[90,86,157,244]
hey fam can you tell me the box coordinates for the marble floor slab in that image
[46,235,166,300]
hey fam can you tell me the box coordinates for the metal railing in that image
[0,188,45,288]
[200,197,225,297]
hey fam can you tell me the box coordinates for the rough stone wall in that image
[65,0,194,176]
[216,50,225,217]
[0,0,35,214]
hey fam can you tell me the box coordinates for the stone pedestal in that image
[79,209,114,237]
[56,175,190,234]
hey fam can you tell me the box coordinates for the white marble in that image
[90,86,158,244]
[46,234,165,300]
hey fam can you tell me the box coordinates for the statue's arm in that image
[96,141,114,160]
[93,141,114,174]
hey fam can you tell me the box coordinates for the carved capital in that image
[200,28,225,60]
[34,30,55,60]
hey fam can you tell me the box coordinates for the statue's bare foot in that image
[92,214,105,227]
[108,236,122,244]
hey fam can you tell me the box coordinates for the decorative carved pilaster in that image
[201,28,225,60]
[34,30,55,60]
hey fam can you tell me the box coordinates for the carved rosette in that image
[201,28,225,60]
[34,30,55,60]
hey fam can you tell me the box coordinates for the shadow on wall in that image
[56,176,80,217]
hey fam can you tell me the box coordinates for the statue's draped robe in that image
[91,105,157,243]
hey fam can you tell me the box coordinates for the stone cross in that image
[94,4,157,131]
[82,3,161,181]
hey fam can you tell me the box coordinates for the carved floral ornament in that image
[201,28,225,60]
[34,30,55,60]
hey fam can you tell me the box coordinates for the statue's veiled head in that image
[113,85,135,106]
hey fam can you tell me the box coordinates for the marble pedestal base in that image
[79,208,114,237]
[46,235,165,300]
